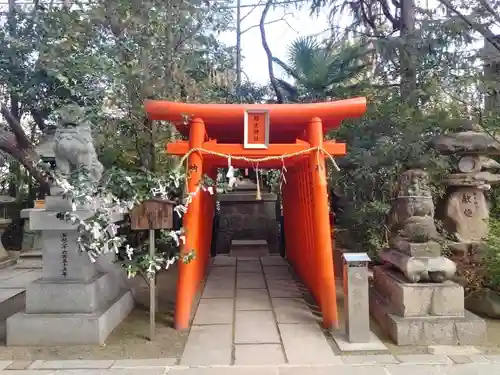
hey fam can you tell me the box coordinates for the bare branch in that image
[241,12,296,34]
[241,0,263,22]
[259,0,284,103]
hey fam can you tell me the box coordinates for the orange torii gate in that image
[144,97,367,330]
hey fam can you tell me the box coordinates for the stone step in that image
[15,250,42,269]
[0,257,16,270]
[0,288,25,342]
[232,240,267,247]
[230,240,269,257]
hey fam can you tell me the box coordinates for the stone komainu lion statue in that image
[52,104,103,184]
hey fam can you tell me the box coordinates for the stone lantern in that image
[433,120,500,256]
[34,124,57,202]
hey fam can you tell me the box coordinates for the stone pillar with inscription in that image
[6,191,134,345]
[433,120,500,258]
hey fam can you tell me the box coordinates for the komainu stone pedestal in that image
[370,266,486,345]
[6,198,134,346]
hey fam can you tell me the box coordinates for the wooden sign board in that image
[130,198,175,230]
[244,109,270,149]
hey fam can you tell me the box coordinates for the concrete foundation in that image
[370,266,486,346]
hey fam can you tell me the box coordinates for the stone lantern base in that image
[369,266,486,345]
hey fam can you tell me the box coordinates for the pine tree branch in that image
[438,0,500,52]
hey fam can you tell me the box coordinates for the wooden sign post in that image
[130,198,175,341]
[244,109,270,149]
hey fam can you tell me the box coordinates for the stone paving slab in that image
[341,354,399,365]
[0,363,11,371]
[180,324,233,366]
[202,278,235,298]
[428,345,481,355]
[237,273,266,289]
[260,256,288,266]
[234,344,287,365]
[28,359,115,370]
[111,359,177,368]
[236,289,272,310]
[213,256,237,267]
[237,261,262,273]
[0,270,41,288]
[272,298,317,324]
[279,366,388,375]
[29,361,114,370]
[192,298,234,325]
[52,370,166,375]
[395,354,452,365]
[331,331,388,352]
[209,267,236,279]
[384,364,445,375]
[0,371,56,375]
[169,367,279,375]
[7,361,500,374]
[5,365,500,375]
[267,280,302,298]
[0,268,32,281]
[279,323,340,365]
[235,310,281,344]
[263,266,293,280]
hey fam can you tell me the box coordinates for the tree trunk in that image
[399,0,417,104]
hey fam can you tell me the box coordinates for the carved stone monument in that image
[370,167,486,345]
[216,178,279,256]
[381,169,456,282]
[433,120,500,257]
[6,105,133,345]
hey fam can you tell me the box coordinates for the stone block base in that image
[25,273,120,314]
[6,289,133,346]
[372,266,464,317]
[370,288,486,346]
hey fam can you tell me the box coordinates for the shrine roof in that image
[144,97,366,143]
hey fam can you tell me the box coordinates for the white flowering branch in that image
[39,162,217,279]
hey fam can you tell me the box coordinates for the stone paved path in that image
[0,268,42,301]
[180,255,339,366]
[2,357,500,374]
